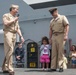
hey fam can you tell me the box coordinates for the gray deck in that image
[0,68,76,75]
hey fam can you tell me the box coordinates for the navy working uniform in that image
[15,47,25,62]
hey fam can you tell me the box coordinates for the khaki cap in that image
[49,7,57,14]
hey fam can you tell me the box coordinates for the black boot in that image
[3,71,9,73]
[49,69,56,72]
[59,68,63,72]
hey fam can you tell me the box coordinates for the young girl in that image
[40,36,51,70]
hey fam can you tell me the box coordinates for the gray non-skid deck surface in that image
[0,68,76,75]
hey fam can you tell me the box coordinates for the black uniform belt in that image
[53,32,64,36]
